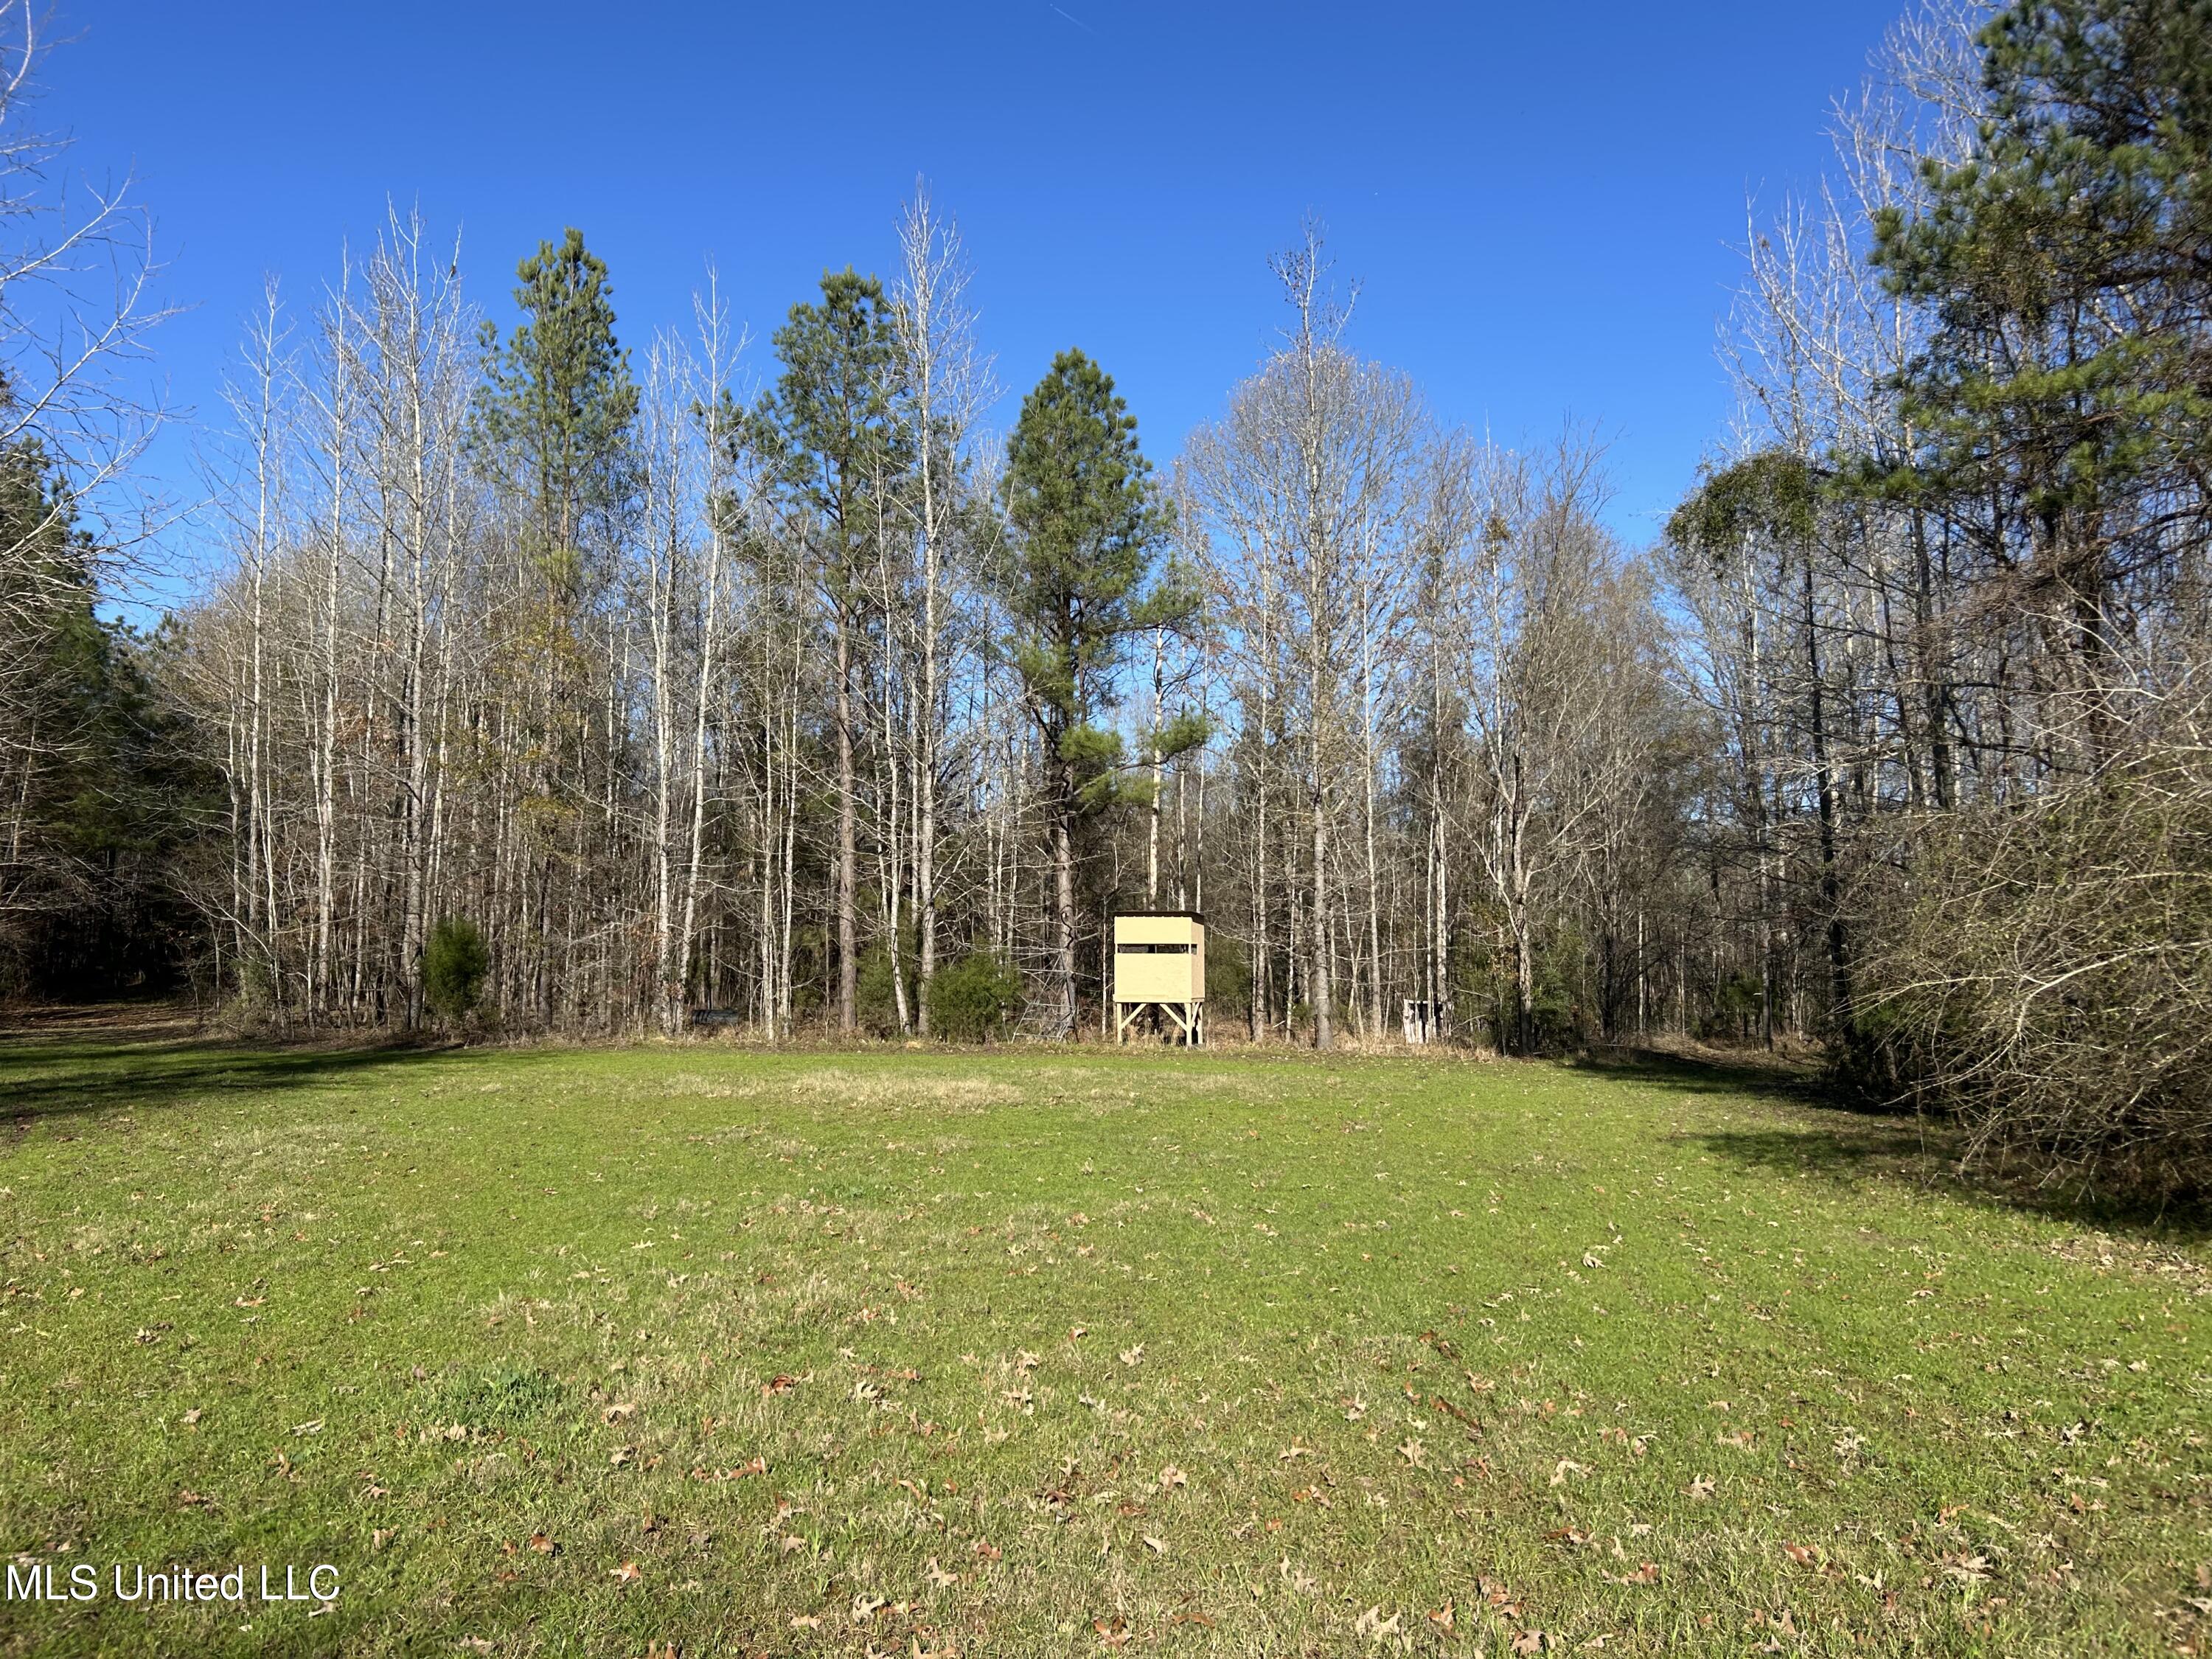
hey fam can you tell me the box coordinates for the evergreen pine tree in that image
[998,349,1191,1035]
[754,268,912,1033]
[475,227,639,603]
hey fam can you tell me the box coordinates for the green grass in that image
[1,1022,2207,1657]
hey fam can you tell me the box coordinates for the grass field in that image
[1,1015,2208,1657]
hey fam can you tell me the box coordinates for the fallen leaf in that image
[1686,1475,1715,1500]
[1428,1600,1455,1633]
[1943,1553,1992,1582]
[611,1560,641,1584]
[603,1402,637,1424]
[1354,1604,1403,1640]
[527,1533,556,1554]
[180,1408,203,1428]
[1158,1464,1187,1490]
[1119,1343,1144,1367]
[1143,1534,1166,1555]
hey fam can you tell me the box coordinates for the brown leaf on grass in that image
[924,1557,958,1587]
[1093,1613,1130,1647]
[1432,1395,1482,1433]
[972,1540,1002,1562]
[1158,1464,1187,1491]
[1942,1553,1992,1582]
[1143,1534,1167,1555]
[610,1560,641,1584]
[527,1533,556,1554]
[1354,1605,1402,1639]
[779,1534,807,1554]
[179,1408,203,1428]
[1428,1601,1455,1633]
[1619,1562,1658,1586]
[852,1593,886,1620]
[1686,1475,1715,1499]
[1782,1542,1818,1568]
[789,1613,822,1630]
[1398,1438,1427,1469]
[1512,1631,1548,1655]
[1119,1343,1144,1367]
[762,1374,796,1397]
[372,1528,395,1551]
[603,1401,638,1424]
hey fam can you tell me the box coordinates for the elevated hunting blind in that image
[1112,911,1206,1045]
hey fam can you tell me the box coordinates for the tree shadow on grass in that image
[0,1005,487,1127]
[1574,1043,2212,1248]
[1571,1043,1861,1112]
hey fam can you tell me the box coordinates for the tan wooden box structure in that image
[1112,911,1206,1045]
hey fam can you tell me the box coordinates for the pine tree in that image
[998,349,1188,1035]
[1869,0,2212,760]
[754,269,911,1033]
[475,226,640,603]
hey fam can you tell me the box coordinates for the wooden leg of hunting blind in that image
[1112,1001,1203,1045]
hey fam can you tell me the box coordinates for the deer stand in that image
[1111,911,1206,1047]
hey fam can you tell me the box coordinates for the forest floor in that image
[1,1014,2208,1657]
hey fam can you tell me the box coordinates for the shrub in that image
[855,942,912,1038]
[926,950,1022,1043]
[1855,748,2212,1198]
[422,916,490,1023]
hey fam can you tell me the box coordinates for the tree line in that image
[4,0,2207,1194]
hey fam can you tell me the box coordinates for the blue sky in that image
[54,0,1910,566]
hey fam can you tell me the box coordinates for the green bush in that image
[1204,932,1251,1013]
[856,941,914,1038]
[422,916,490,1023]
[926,950,1023,1043]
